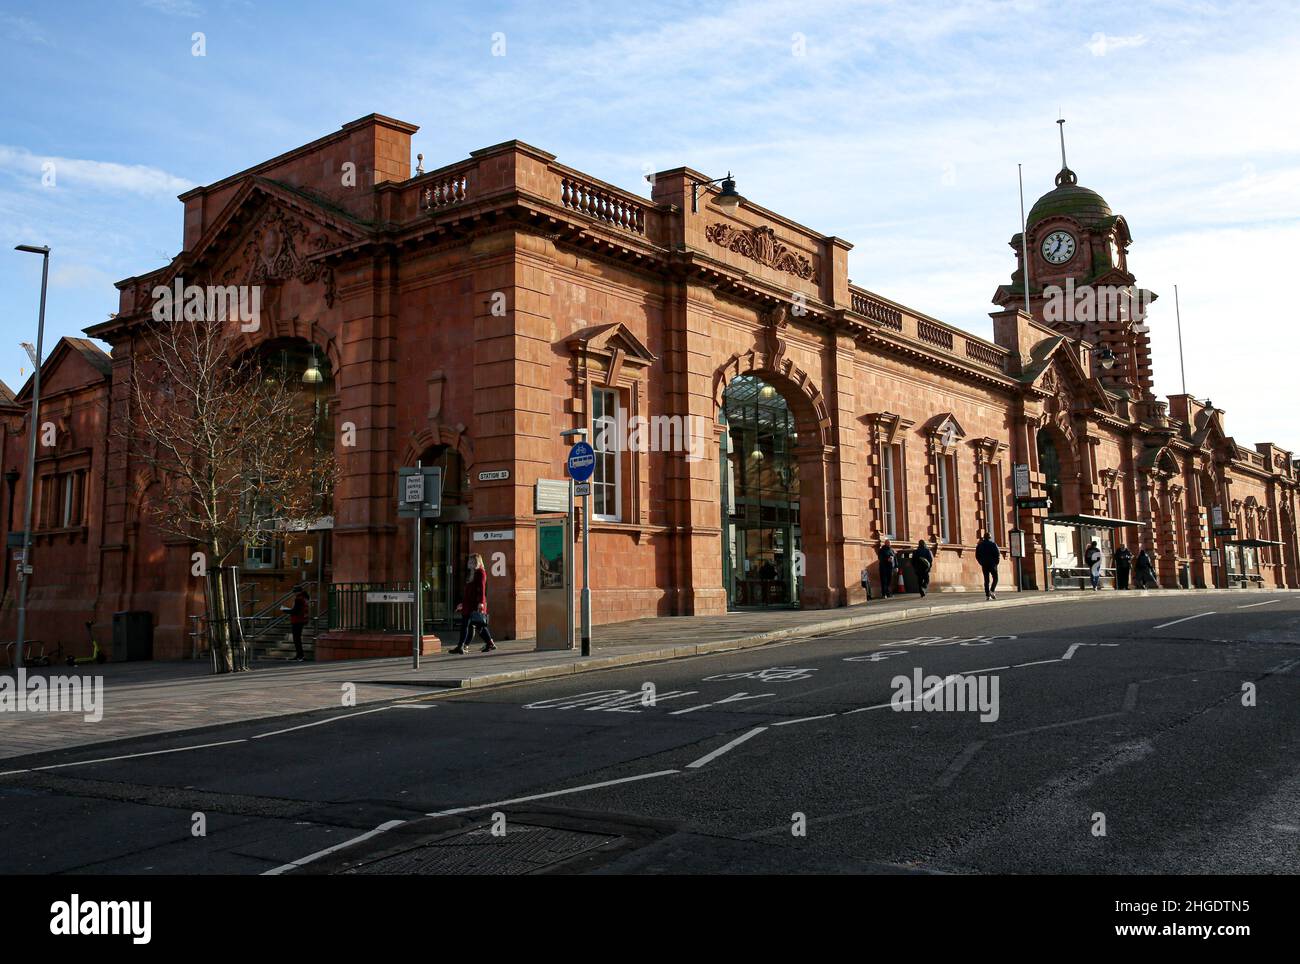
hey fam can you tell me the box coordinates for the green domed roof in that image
[1027,167,1112,228]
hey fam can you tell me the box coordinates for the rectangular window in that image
[982,461,1002,542]
[937,452,957,544]
[591,388,621,522]
[244,543,276,569]
[882,445,898,538]
[61,474,75,527]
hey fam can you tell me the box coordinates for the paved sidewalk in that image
[0,587,1280,762]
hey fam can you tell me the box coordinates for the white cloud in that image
[141,0,203,17]
[1086,32,1148,56]
[0,146,194,197]
[0,13,49,45]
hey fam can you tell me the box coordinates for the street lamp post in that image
[14,244,50,670]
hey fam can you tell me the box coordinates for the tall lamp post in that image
[14,243,50,670]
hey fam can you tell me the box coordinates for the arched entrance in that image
[720,374,802,608]
[416,444,468,630]
[238,337,335,599]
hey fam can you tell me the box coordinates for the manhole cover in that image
[343,822,622,875]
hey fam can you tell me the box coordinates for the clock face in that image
[1041,230,1076,264]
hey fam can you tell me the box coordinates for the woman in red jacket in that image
[450,553,496,654]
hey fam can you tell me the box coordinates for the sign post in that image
[565,438,596,657]
[1009,527,1024,592]
[1013,463,1031,499]
[398,463,442,668]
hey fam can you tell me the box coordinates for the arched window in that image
[1037,431,1063,513]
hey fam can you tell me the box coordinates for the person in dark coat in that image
[451,553,496,654]
[1135,548,1156,589]
[877,539,896,599]
[1084,540,1103,590]
[912,539,934,597]
[975,531,1000,600]
[1114,544,1133,590]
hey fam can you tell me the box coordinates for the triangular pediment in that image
[11,337,111,404]
[139,178,366,309]
[565,323,657,366]
[1029,340,1116,415]
[923,412,967,440]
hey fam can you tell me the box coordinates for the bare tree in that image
[118,313,335,673]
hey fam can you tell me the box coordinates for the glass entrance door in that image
[721,375,801,609]
[420,521,462,630]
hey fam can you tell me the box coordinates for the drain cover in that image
[343,822,622,875]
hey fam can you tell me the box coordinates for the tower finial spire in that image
[1054,115,1077,187]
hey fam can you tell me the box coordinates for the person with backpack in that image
[451,553,497,654]
[877,539,897,599]
[912,539,934,597]
[288,585,310,661]
[1084,540,1103,591]
[1135,547,1156,589]
[975,531,1000,600]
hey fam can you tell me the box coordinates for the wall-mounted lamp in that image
[690,172,745,214]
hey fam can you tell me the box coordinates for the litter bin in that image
[112,611,153,662]
[895,549,920,594]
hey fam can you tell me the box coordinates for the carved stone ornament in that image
[706,223,816,280]
[227,206,337,307]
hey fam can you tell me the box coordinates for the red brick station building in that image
[3,114,1297,661]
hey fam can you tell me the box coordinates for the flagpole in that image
[1174,283,1187,396]
[1018,164,1031,314]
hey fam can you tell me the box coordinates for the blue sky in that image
[2,0,1298,443]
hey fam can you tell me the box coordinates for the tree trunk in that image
[206,567,236,674]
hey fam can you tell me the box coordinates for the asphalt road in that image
[2,591,1299,875]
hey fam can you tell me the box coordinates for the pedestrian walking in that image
[912,539,934,597]
[451,553,497,654]
[976,531,1000,600]
[877,539,896,599]
[1084,540,1103,591]
[1135,547,1156,589]
[1114,544,1133,590]
[859,563,873,600]
[288,585,310,661]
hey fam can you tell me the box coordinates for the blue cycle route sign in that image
[567,441,596,482]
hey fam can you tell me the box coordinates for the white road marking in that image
[1013,658,1063,668]
[262,819,407,875]
[1063,644,1081,660]
[424,769,680,817]
[1238,600,1281,609]
[1154,612,1216,629]
[686,727,768,768]
[771,713,838,727]
[0,738,248,776]
[936,740,986,788]
[251,706,392,739]
[669,692,776,715]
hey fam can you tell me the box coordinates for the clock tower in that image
[994,125,1157,399]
